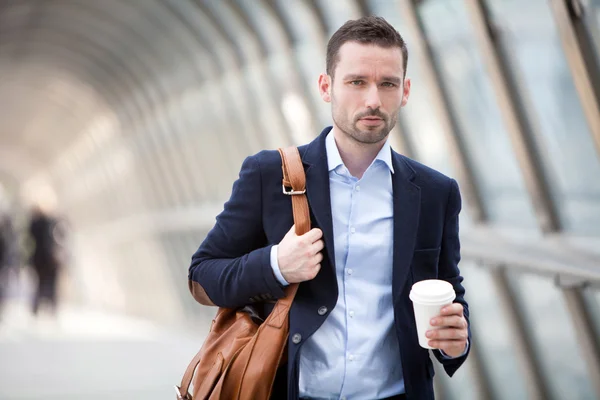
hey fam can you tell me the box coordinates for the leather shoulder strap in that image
[277,146,310,236]
[276,146,310,302]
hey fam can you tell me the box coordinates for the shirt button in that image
[347,269,353,275]
[355,185,361,191]
[318,306,328,316]
[349,310,354,318]
[348,354,354,361]
[292,333,302,344]
[350,227,356,234]
[341,397,347,400]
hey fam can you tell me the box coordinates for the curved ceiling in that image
[0,0,220,184]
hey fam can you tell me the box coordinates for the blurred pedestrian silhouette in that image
[0,208,17,317]
[28,205,65,316]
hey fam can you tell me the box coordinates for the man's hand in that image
[278,225,324,283]
[426,303,468,358]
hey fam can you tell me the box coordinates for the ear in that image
[401,77,411,107]
[318,73,332,103]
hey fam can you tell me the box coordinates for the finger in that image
[428,339,467,355]
[426,327,468,341]
[311,252,323,265]
[430,315,466,329]
[311,239,325,253]
[304,228,323,242]
[307,263,321,279]
[439,303,463,316]
[286,224,297,236]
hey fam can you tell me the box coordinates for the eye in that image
[381,82,397,88]
[349,80,364,86]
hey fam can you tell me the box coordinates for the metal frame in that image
[198,0,294,148]
[464,0,562,233]
[491,266,552,400]
[172,0,268,166]
[235,0,321,143]
[399,0,488,224]
[558,277,600,398]
[548,0,600,157]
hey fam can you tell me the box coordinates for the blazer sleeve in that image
[433,178,471,375]
[188,154,286,308]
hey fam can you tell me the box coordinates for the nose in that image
[364,84,382,110]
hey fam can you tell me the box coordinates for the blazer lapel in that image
[302,128,336,270]
[391,151,421,303]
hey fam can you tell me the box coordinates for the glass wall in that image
[488,0,600,235]
[508,271,595,399]
[419,0,538,230]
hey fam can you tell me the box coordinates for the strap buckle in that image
[174,385,190,400]
[282,184,306,196]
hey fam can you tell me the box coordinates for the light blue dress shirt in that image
[272,131,402,400]
[270,131,465,399]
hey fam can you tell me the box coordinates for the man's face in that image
[319,42,410,145]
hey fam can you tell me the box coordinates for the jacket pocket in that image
[411,247,441,283]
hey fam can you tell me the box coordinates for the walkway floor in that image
[0,300,205,399]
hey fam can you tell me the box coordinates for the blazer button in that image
[318,306,328,316]
[292,333,302,344]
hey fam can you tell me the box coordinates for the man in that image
[29,205,64,316]
[0,206,17,317]
[189,16,470,400]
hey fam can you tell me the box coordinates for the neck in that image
[332,127,386,179]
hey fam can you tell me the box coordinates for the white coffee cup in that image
[409,279,456,349]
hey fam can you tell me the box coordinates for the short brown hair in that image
[326,16,408,79]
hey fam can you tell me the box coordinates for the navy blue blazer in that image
[189,127,470,400]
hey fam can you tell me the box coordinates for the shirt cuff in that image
[439,339,469,359]
[270,245,289,287]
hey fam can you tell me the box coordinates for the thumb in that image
[286,224,297,237]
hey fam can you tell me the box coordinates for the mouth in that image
[359,117,384,126]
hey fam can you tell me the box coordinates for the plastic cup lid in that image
[409,279,455,304]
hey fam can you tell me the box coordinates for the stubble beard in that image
[331,97,397,146]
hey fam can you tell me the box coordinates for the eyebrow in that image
[343,74,402,85]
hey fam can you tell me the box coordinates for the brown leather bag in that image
[176,146,310,400]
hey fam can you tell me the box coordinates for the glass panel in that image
[203,0,293,148]
[234,0,289,55]
[508,270,595,400]
[315,0,362,35]
[161,234,197,317]
[434,356,478,400]
[456,262,528,400]
[181,86,230,201]
[273,0,323,44]
[419,0,538,230]
[582,286,600,347]
[274,0,330,126]
[583,0,600,62]
[488,0,600,235]
[235,0,320,143]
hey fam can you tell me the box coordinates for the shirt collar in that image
[325,129,395,173]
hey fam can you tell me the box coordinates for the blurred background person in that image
[0,195,18,319]
[28,204,65,317]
